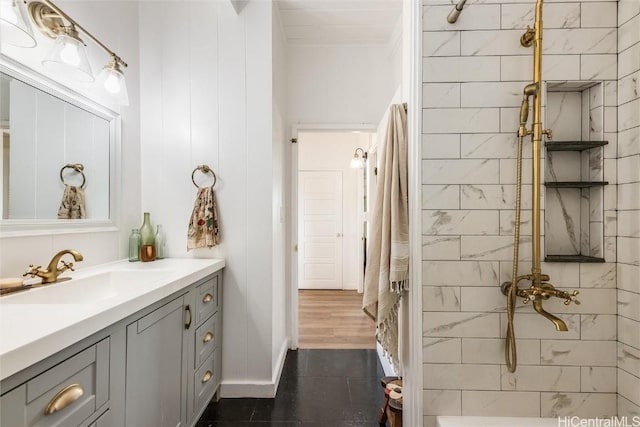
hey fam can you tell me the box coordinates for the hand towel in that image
[187,186,220,250]
[57,185,86,219]
[362,103,409,371]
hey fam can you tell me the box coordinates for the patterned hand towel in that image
[58,185,86,219]
[187,186,220,250]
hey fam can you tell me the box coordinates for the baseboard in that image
[219,339,289,399]
[377,342,397,376]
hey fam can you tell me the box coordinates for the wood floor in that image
[298,290,377,349]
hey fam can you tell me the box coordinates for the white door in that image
[298,171,343,289]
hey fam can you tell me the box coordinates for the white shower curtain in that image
[363,103,409,371]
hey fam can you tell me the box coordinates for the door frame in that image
[289,123,376,350]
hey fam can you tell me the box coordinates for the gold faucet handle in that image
[563,290,580,305]
[60,260,75,271]
[23,265,41,277]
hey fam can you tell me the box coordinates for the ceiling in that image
[275,0,403,46]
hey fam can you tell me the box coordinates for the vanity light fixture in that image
[350,148,367,169]
[27,0,129,104]
[0,0,36,47]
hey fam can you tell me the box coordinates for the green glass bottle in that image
[139,212,156,262]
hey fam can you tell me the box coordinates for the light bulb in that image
[0,0,18,24]
[103,73,120,94]
[59,42,81,66]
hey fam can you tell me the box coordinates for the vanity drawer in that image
[195,312,219,368]
[195,275,219,325]
[0,338,109,427]
[193,349,218,412]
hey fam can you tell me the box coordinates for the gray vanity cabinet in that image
[125,295,190,427]
[0,270,223,427]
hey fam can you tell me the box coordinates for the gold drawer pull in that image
[203,331,213,343]
[202,293,213,304]
[202,370,213,383]
[45,384,84,415]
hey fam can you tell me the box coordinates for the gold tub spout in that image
[23,249,84,284]
[532,299,568,331]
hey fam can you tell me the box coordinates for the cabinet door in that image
[125,296,187,427]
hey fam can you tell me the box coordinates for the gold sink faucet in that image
[23,249,84,284]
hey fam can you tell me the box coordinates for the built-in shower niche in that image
[544,81,607,263]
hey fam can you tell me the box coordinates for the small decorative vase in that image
[128,228,140,262]
[139,212,156,262]
[155,224,166,259]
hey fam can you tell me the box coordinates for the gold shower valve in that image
[520,26,535,47]
[543,129,553,140]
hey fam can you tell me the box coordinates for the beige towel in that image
[187,186,220,250]
[363,104,409,370]
[57,185,86,219]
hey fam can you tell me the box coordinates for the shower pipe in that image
[500,0,581,373]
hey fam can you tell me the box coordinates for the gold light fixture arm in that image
[28,0,127,68]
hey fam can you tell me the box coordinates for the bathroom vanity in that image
[0,258,224,427]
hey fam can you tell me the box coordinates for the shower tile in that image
[618,237,640,266]
[499,313,580,340]
[544,28,617,55]
[603,236,616,261]
[423,4,500,31]
[618,70,640,106]
[423,57,501,83]
[422,159,500,184]
[618,154,640,184]
[603,106,617,133]
[461,82,525,108]
[619,0,640,26]
[461,185,532,210]
[617,211,640,237]
[461,133,523,159]
[422,260,500,286]
[423,286,462,311]
[580,54,617,81]
[423,390,461,416]
[580,314,617,340]
[423,83,461,108]
[540,340,616,366]
[422,185,460,209]
[579,263,616,288]
[461,391,540,417]
[603,132,616,158]
[619,99,640,132]
[461,338,540,365]
[581,2,617,28]
[618,343,640,378]
[618,395,640,418]
[540,392,617,417]
[501,3,580,30]
[424,363,500,390]
[619,15,640,53]
[538,262,581,286]
[619,42,640,79]
[502,365,581,391]
[500,159,534,184]
[618,289,640,322]
[423,236,461,260]
[545,188,582,256]
[461,235,531,261]
[619,316,640,349]
[423,312,501,338]
[618,183,640,210]
[603,210,617,237]
[422,133,460,158]
[501,54,582,82]
[423,338,462,363]
[619,369,640,406]
[500,210,534,235]
[423,31,461,57]
[499,107,522,134]
[422,210,499,235]
[618,264,640,293]
[423,108,500,134]
[604,81,617,106]
[461,30,526,56]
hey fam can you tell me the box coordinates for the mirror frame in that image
[0,54,121,237]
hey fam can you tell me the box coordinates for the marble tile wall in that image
[421,1,620,425]
[617,0,640,418]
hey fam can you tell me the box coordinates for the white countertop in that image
[437,417,558,427]
[0,258,225,381]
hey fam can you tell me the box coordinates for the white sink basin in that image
[0,270,170,304]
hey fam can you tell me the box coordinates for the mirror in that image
[0,55,119,236]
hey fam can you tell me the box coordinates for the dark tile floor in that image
[196,349,385,426]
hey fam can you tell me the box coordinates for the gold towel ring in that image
[191,165,217,189]
[59,163,86,189]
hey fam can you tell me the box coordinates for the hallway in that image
[196,349,384,426]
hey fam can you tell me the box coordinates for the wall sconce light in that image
[0,0,36,47]
[350,148,368,169]
[26,0,129,105]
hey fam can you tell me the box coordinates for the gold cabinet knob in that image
[202,370,212,383]
[202,293,213,304]
[203,331,213,343]
[45,384,84,415]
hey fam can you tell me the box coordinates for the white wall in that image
[139,0,284,397]
[0,1,140,276]
[298,131,372,290]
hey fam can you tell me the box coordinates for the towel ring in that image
[59,163,86,189]
[191,165,217,189]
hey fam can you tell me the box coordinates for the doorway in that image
[293,129,375,349]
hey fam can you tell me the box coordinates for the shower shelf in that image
[544,181,608,188]
[545,254,605,263]
[545,141,608,151]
